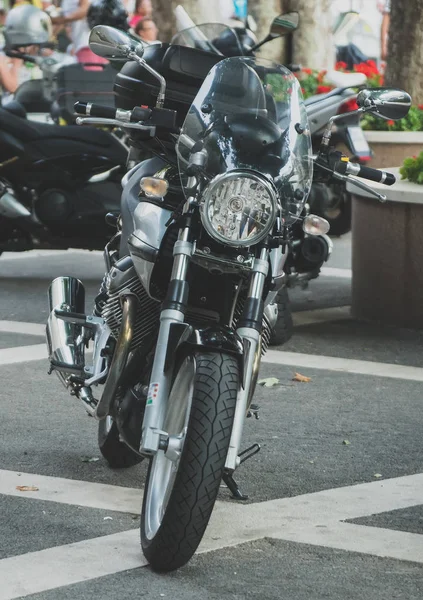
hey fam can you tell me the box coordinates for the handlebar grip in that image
[355,165,396,186]
[74,102,117,119]
[345,162,396,186]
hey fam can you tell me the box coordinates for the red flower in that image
[301,87,306,95]
[316,85,333,94]
[335,61,348,71]
[387,120,395,126]
[338,98,359,114]
[302,68,313,75]
[418,105,423,110]
[316,70,327,83]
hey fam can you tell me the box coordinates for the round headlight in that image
[201,172,277,247]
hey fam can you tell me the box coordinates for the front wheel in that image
[141,352,239,572]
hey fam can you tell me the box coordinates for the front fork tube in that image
[140,227,192,454]
[225,247,269,472]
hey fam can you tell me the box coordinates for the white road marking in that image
[0,470,142,514]
[293,306,351,327]
[0,530,147,600]
[0,321,45,336]
[0,344,47,366]
[2,341,423,384]
[1,250,102,261]
[262,349,423,381]
[1,470,423,599]
[321,266,352,278]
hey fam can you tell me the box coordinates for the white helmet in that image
[4,5,53,49]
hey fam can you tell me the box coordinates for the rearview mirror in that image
[89,25,144,60]
[269,12,299,38]
[250,11,299,53]
[357,88,412,121]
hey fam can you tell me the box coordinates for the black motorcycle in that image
[172,14,371,236]
[0,105,127,253]
[45,22,409,572]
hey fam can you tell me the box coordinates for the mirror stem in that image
[320,107,365,153]
[129,51,166,108]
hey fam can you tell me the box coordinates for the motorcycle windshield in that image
[171,24,243,56]
[177,56,313,224]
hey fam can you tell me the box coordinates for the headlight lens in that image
[201,172,277,247]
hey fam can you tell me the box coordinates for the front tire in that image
[141,351,239,572]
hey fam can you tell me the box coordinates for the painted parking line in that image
[1,470,423,599]
[0,470,142,514]
[292,305,351,327]
[2,342,423,383]
[0,321,45,336]
[320,266,352,278]
[0,530,147,600]
[0,344,47,366]
[1,250,103,261]
[262,349,423,381]
[0,309,351,338]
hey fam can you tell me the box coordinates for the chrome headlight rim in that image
[200,170,278,248]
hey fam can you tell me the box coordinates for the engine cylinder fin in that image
[101,274,159,350]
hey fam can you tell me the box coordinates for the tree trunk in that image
[281,0,334,70]
[248,0,285,62]
[151,0,220,43]
[385,0,423,105]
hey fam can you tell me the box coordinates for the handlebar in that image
[74,101,152,123]
[342,161,396,186]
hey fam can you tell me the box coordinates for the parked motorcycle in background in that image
[45,17,411,571]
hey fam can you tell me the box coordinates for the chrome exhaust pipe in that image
[46,277,86,383]
[95,293,137,420]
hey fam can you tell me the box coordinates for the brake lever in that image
[313,154,387,202]
[332,171,387,202]
[75,116,156,135]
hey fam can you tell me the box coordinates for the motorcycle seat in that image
[0,107,126,162]
[304,87,353,106]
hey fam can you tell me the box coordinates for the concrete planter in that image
[347,168,423,329]
[364,131,423,169]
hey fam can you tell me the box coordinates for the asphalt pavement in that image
[1,235,423,599]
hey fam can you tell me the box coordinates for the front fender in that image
[165,323,244,380]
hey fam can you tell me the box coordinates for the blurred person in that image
[51,0,107,65]
[128,0,151,29]
[134,17,157,42]
[1,5,50,100]
[380,0,390,60]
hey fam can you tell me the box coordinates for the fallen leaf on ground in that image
[373,473,383,479]
[258,377,280,388]
[342,440,351,446]
[16,485,39,492]
[81,457,100,463]
[292,372,311,383]
[103,516,113,521]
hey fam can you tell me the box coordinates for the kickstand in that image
[222,470,248,501]
[222,443,261,501]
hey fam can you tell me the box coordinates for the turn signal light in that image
[140,177,169,198]
[303,214,330,235]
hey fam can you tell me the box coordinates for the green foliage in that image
[400,152,423,184]
[361,105,423,132]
